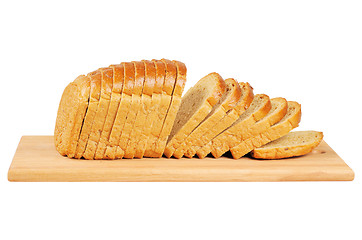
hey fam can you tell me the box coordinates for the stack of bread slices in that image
[55,59,322,160]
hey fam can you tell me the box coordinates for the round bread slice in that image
[82,67,113,159]
[184,81,254,158]
[189,82,254,158]
[104,63,133,159]
[250,131,323,159]
[163,72,227,158]
[54,75,90,157]
[151,60,187,158]
[116,62,143,158]
[74,70,102,159]
[94,64,124,159]
[123,61,150,158]
[143,59,169,157]
[172,78,242,159]
[197,94,271,159]
[230,101,302,159]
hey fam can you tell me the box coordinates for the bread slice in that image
[185,81,254,158]
[163,72,227,158]
[54,75,90,157]
[230,101,302,159]
[82,68,113,159]
[151,60,187,157]
[197,94,271,159]
[250,131,323,159]
[172,78,242,158]
[123,61,150,158]
[74,71,102,159]
[134,60,160,158]
[116,62,144,158]
[104,62,133,159]
[94,64,124,159]
[143,59,170,157]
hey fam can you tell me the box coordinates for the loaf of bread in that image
[55,59,322,160]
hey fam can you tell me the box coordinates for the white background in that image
[0,0,361,239]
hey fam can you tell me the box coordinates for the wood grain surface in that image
[8,136,354,182]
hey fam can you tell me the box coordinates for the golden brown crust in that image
[152,59,166,94]
[161,59,177,95]
[142,60,156,96]
[132,61,145,96]
[110,64,124,94]
[122,62,135,95]
[250,131,323,159]
[230,101,302,159]
[172,60,187,96]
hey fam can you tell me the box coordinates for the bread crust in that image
[194,82,254,158]
[230,101,302,159]
[82,67,113,159]
[172,78,242,158]
[94,64,124,159]
[250,131,323,159]
[74,70,102,159]
[54,75,90,157]
[143,60,169,157]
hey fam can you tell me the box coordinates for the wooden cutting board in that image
[8,136,354,182]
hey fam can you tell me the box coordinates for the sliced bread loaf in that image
[83,67,113,159]
[185,81,254,158]
[104,62,133,159]
[250,131,323,159]
[230,101,302,159]
[197,94,271,159]
[163,72,227,158]
[150,59,186,158]
[172,78,242,159]
[74,71,102,159]
[124,61,152,158]
[94,64,124,159]
[143,59,170,157]
[54,75,90,157]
